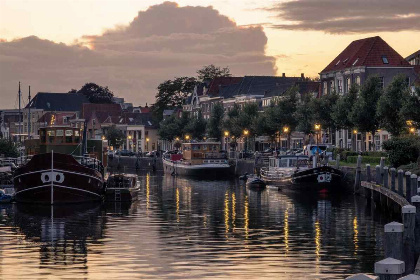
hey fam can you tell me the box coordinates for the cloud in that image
[268,0,420,33]
[0,1,275,108]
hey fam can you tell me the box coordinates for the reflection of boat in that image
[162,142,233,178]
[13,126,106,204]
[246,176,266,189]
[105,174,140,202]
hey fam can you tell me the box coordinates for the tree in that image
[197,64,231,81]
[207,103,224,140]
[350,76,383,150]
[223,104,242,139]
[377,74,411,136]
[296,94,314,135]
[0,139,18,157]
[72,82,115,104]
[401,87,420,128]
[185,111,207,140]
[153,77,197,121]
[105,126,126,149]
[332,84,358,130]
[158,115,181,141]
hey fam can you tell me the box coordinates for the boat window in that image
[202,145,207,150]
[56,130,64,144]
[192,145,200,151]
[40,130,46,143]
[279,159,288,167]
[56,130,64,136]
[289,159,297,167]
[75,130,80,136]
[47,130,55,143]
[65,130,73,143]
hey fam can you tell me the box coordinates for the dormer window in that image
[382,56,389,64]
[335,60,341,66]
[352,58,359,66]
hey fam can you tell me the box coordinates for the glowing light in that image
[353,216,359,255]
[232,192,236,231]
[175,137,179,141]
[283,126,289,133]
[146,137,149,142]
[176,187,180,223]
[146,173,150,212]
[224,131,229,137]
[314,124,321,131]
[353,129,358,134]
[409,127,416,134]
[224,191,229,235]
[185,135,190,140]
[315,220,321,259]
[284,209,289,255]
[243,129,249,136]
[244,195,249,240]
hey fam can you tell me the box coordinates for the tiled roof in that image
[27,92,89,112]
[321,36,411,73]
[37,112,76,125]
[406,50,420,62]
[81,103,122,121]
[207,77,243,96]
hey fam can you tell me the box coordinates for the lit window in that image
[323,82,327,95]
[346,77,351,93]
[382,56,389,64]
[355,76,361,85]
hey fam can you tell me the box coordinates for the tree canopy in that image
[70,82,115,104]
[105,126,126,148]
[197,64,231,81]
[207,103,225,140]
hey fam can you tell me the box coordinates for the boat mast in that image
[28,86,31,139]
[18,81,22,142]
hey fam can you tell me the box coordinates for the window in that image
[345,77,351,93]
[352,58,359,66]
[337,79,343,93]
[382,56,389,64]
[47,130,55,143]
[323,82,327,95]
[63,117,68,124]
[330,81,334,93]
[65,130,73,143]
[355,76,360,85]
[379,77,384,89]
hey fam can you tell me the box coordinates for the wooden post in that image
[398,170,404,197]
[380,157,385,184]
[402,205,416,274]
[390,168,396,192]
[376,165,382,185]
[384,222,404,260]
[354,155,362,194]
[335,154,340,169]
[411,195,420,258]
[374,258,405,280]
[366,164,372,182]
[383,167,389,189]
[410,174,418,199]
[406,171,412,200]
[345,274,378,279]
[418,177,420,194]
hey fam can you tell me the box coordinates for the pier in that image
[348,155,420,279]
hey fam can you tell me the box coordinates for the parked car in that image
[118,150,135,157]
[146,150,157,157]
[107,150,115,158]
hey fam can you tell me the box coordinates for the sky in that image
[1,0,419,108]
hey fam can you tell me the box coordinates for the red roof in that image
[321,36,411,73]
[207,77,243,96]
[37,112,76,125]
[81,103,122,120]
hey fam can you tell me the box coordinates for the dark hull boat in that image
[292,165,342,186]
[246,177,266,189]
[105,174,139,202]
[13,152,104,204]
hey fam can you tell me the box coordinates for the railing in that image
[73,155,104,174]
[260,167,293,180]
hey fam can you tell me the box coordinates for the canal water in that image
[0,172,391,279]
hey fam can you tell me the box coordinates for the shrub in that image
[382,135,420,168]
[397,162,420,176]
[346,156,389,165]
[0,139,19,157]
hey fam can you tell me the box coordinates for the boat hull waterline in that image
[13,153,104,204]
[162,159,234,178]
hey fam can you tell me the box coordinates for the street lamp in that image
[409,127,416,134]
[224,131,229,151]
[128,135,132,151]
[314,124,321,146]
[146,137,150,151]
[243,129,249,152]
[185,135,190,141]
[283,126,289,150]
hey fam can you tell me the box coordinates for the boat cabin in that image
[269,155,310,169]
[182,142,225,165]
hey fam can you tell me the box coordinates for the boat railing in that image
[260,167,293,179]
[73,155,104,174]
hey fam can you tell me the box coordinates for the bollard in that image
[355,167,362,194]
[412,195,420,258]
[313,155,317,168]
[380,157,385,184]
[398,170,404,197]
[366,164,372,182]
[383,167,389,189]
[402,205,416,274]
[345,274,378,280]
[405,172,412,199]
[335,154,340,169]
[374,258,405,280]
[390,168,396,192]
[418,177,420,194]
[376,165,382,185]
[410,174,418,199]
[384,222,404,260]
[357,155,362,168]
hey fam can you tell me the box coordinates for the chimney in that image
[282,73,286,78]
[301,73,305,79]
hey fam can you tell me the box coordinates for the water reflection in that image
[0,173,392,279]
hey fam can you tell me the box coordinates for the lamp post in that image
[224,131,229,151]
[146,137,150,151]
[283,126,289,150]
[353,129,358,152]
[243,129,249,152]
[185,135,190,142]
[128,135,132,151]
[409,127,416,134]
[314,124,321,161]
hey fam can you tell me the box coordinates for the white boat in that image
[162,142,234,178]
[260,155,310,185]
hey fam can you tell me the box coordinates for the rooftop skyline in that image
[1,0,419,108]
